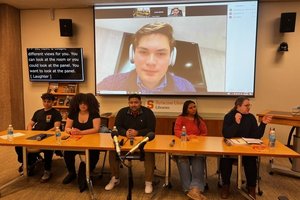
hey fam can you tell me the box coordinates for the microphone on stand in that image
[169,139,175,147]
[111,130,121,157]
[124,132,155,158]
[130,135,134,146]
[36,134,47,141]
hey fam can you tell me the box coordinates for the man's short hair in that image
[133,22,175,51]
[41,93,55,101]
[128,94,141,101]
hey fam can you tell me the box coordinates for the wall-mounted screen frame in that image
[94,0,258,96]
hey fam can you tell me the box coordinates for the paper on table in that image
[0,132,25,140]
[224,138,247,146]
[242,137,263,144]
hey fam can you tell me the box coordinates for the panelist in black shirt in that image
[62,93,100,193]
[104,94,156,194]
[220,96,272,199]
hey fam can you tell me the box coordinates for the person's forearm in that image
[65,127,72,134]
[27,126,33,130]
[26,120,35,130]
[138,127,155,136]
[48,127,56,131]
[77,128,99,135]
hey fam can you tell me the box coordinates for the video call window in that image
[95,0,258,96]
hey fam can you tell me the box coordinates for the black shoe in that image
[55,150,63,157]
[78,161,87,192]
[18,164,23,174]
[40,170,52,183]
[18,163,35,176]
[63,173,76,184]
[36,154,43,162]
[221,185,230,199]
[79,183,87,193]
[248,186,256,199]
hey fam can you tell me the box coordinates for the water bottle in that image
[181,125,187,142]
[269,128,276,148]
[55,127,61,144]
[112,126,118,135]
[7,124,14,142]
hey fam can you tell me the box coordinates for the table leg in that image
[85,149,96,200]
[292,127,300,172]
[163,152,170,188]
[237,155,242,189]
[0,175,24,193]
[22,147,28,177]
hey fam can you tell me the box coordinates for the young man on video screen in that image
[97,22,196,94]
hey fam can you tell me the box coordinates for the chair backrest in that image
[172,122,175,135]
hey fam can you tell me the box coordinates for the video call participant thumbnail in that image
[97,22,196,94]
[169,7,183,16]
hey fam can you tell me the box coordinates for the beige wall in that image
[21,2,300,142]
[254,2,300,141]
[21,8,95,126]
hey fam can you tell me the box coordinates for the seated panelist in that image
[62,93,101,193]
[220,96,272,199]
[15,93,62,182]
[105,94,156,194]
[174,100,207,200]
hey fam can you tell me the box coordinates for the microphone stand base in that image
[120,155,142,200]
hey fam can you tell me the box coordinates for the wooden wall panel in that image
[0,4,24,130]
[106,115,223,136]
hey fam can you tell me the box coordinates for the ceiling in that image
[1,0,299,10]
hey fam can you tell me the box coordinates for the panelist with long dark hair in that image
[62,93,101,193]
[174,100,207,200]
